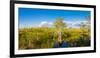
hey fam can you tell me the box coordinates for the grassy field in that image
[19,27,90,50]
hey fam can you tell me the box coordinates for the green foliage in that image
[54,17,66,28]
[19,27,90,49]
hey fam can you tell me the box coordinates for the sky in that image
[18,8,90,28]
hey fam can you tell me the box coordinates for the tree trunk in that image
[58,28,62,43]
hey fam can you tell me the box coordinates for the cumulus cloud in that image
[64,20,89,28]
[38,21,53,27]
[38,20,89,28]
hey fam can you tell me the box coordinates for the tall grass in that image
[19,27,90,50]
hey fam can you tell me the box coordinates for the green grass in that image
[19,27,90,50]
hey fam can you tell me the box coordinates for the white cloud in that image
[64,20,89,28]
[38,20,89,28]
[20,20,89,28]
[38,21,53,27]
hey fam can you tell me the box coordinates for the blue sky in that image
[19,8,90,28]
